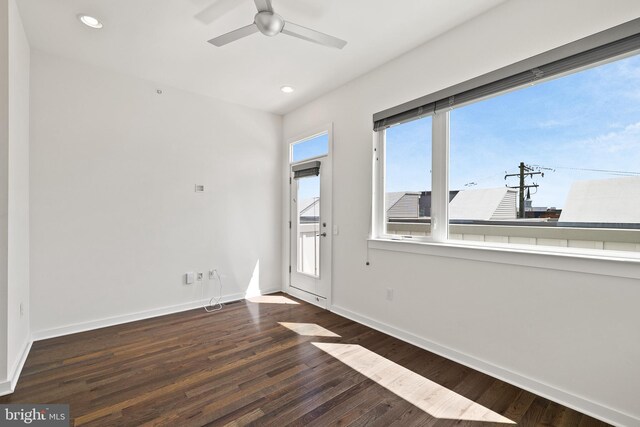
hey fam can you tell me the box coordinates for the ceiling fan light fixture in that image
[78,14,103,29]
[280,86,295,93]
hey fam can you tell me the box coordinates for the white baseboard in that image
[9,339,32,390]
[32,288,282,342]
[0,338,33,397]
[329,304,638,427]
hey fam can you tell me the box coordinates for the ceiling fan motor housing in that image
[254,11,285,36]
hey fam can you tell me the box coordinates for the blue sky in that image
[292,133,328,163]
[386,53,640,208]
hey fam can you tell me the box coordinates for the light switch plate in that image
[186,272,195,285]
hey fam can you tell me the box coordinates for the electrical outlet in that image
[19,303,24,317]
[209,270,216,279]
[197,272,204,281]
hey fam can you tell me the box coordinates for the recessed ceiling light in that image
[78,14,103,29]
[280,86,294,94]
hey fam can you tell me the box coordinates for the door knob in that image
[320,232,327,237]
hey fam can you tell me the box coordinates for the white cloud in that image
[580,121,640,153]
[537,119,566,129]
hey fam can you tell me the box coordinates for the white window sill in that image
[368,237,640,280]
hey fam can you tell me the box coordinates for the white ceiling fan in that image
[207,0,347,49]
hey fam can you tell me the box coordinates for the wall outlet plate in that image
[186,272,195,285]
[195,184,205,192]
[197,272,204,281]
[209,270,216,279]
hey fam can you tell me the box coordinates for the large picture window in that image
[448,53,640,251]
[373,20,640,256]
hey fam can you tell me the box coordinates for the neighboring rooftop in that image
[386,192,421,218]
[449,187,518,221]
[559,176,640,224]
[299,198,319,220]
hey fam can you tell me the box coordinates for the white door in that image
[290,158,331,304]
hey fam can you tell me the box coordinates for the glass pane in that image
[297,175,320,276]
[384,116,432,237]
[449,53,640,251]
[292,133,329,163]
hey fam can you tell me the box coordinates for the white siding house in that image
[449,188,518,221]
[559,176,640,223]
[386,192,421,218]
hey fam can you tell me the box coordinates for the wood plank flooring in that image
[1,293,610,426]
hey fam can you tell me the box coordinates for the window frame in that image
[375,116,442,243]
[371,44,640,264]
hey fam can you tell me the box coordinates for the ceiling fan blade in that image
[281,21,347,49]
[254,0,273,13]
[208,23,259,46]
[195,0,240,25]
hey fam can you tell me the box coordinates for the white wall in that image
[0,0,30,393]
[0,0,9,384]
[7,0,30,383]
[284,0,640,424]
[30,51,283,334]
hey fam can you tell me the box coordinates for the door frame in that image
[285,123,333,308]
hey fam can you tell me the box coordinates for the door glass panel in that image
[297,175,320,277]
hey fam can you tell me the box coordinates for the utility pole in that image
[505,162,543,218]
[518,162,525,218]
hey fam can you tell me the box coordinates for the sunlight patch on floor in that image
[246,295,299,304]
[312,342,516,424]
[278,322,341,337]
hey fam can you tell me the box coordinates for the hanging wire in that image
[531,164,640,176]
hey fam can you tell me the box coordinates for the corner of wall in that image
[1,0,31,391]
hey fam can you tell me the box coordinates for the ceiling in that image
[17,0,506,114]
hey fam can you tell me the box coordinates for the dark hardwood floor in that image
[1,293,609,426]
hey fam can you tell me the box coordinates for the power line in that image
[464,164,640,193]
[532,165,640,176]
[463,169,519,187]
